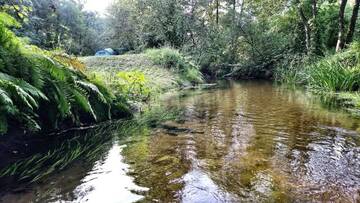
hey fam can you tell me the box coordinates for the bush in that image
[145,47,203,84]
[274,54,310,86]
[116,71,152,101]
[306,42,360,92]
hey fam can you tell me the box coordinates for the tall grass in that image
[306,43,360,92]
[306,58,360,92]
[275,42,360,93]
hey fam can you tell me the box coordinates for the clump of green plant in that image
[306,43,360,92]
[115,71,152,101]
[0,12,131,135]
[274,54,310,86]
[145,48,203,84]
[275,42,360,93]
[306,59,360,92]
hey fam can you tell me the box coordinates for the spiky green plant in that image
[306,43,360,92]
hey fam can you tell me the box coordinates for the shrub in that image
[306,42,360,92]
[145,47,203,84]
[115,71,152,101]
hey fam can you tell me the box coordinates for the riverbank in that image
[0,47,204,190]
[2,81,360,202]
[81,48,203,92]
[274,42,360,117]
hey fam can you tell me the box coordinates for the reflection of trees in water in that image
[173,81,360,202]
[0,122,121,194]
[77,81,360,202]
[122,132,192,202]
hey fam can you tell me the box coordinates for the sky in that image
[84,0,113,15]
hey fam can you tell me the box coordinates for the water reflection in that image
[2,81,360,202]
[123,81,360,202]
[72,143,147,203]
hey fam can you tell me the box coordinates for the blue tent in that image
[95,48,116,56]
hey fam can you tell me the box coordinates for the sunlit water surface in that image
[1,81,360,202]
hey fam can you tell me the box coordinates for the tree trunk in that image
[297,5,311,53]
[310,0,322,55]
[336,0,348,52]
[345,0,360,45]
[216,0,219,25]
[312,0,317,17]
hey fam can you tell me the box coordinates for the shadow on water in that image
[1,80,360,202]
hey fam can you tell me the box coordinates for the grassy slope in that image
[80,54,180,92]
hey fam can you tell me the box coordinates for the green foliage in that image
[146,48,182,69]
[145,48,203,84]
[0,11,131,135]
[116,71,152,101]
[276,42,360,93]
[2,0,105,55]
[306,43,360,92]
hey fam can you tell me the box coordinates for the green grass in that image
[81,54,179,92]
[306,46,360,92]
[276,42,360,92]
[81,48,204,104]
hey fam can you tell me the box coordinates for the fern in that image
[71,88,97,121]
[76,80,107,103]
[0,11,131,135]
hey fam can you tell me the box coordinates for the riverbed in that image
[1,81,360,202]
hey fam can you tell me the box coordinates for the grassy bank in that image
[275,42,360,116]
[0,11,202,136]
[80,47,203,103]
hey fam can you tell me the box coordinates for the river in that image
[1,81,360,202]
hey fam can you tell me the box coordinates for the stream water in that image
[1,81,360,202]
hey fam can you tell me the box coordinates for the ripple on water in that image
[2,81,360,202]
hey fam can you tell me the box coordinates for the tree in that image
[345,0,360,45]
[336,0,348,51]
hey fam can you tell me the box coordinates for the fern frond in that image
[0,87,13,106]
[70,88,97,121]
[50,82,71,118]
[76,80,107,103]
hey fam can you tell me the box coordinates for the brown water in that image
[2,81,360,203]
